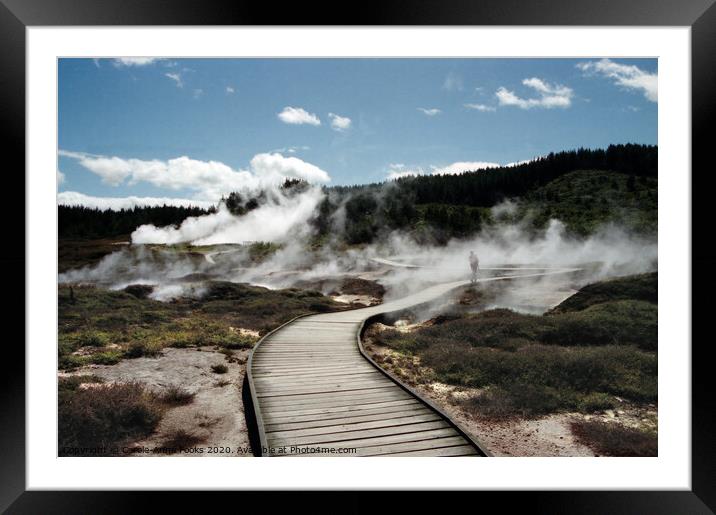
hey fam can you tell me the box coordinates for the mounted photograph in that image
[57,57,658,458]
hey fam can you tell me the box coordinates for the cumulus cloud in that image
[226,86,235,94]
[496,77,573,109]
[57,191,216,210]
[442,72,464,92]
[464,103,496,112]
[113,57,162,67]
[278,106,321,126]
[59,150,331,201]
[417,108,441,116]
[193,88,204,99]
[165,72,183,88]
[328,113,352,132]
[577,58,657,102]
[249,153,330,183]
[57,170,65,184]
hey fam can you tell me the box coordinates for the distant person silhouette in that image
[469,251,479,284]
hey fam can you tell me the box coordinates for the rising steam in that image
[60,190,657,309]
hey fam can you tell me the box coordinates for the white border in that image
[27,27,690,490]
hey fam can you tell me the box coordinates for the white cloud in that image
[165,72,183,88]
[464,103,496,112]
[328,113,352,132]
[385,158,535,180]
[431,162,501,175]
[57,170,65,184]
[193,88,203,99]
[226,86,235,94]
[58,191,216,211]
[496,77,573,109]
[113,58,162,67]
[59,150,331,201]
[277,106,321,126]
[442,72,464,92]
[417,108,442,116]
[249,153,330,183]
[577,58,657,102]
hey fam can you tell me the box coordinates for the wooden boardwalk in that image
[247,269,578,457]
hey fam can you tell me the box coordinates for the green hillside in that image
[516,170,657,236]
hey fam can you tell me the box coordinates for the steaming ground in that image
[59,208,657,312]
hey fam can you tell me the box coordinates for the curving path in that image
[247,268,579,457]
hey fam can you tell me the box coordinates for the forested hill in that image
[331,144,657,207]
[59,144,656,241]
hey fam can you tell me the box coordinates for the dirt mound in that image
[123,284,154,299]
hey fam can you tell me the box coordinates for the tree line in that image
[59,144,656,241]
[59,204,213,239]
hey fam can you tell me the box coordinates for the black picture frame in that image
[2,0,714,512]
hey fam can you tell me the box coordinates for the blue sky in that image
[58,58,657,208]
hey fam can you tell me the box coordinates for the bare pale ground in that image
[330,293,381,306]
[62,346,253,457]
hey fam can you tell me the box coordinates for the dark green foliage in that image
[344,144,657,208]
[59,204,213,239]
[520,170,657,235]
[570,420,657,456]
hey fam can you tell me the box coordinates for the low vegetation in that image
[58,281,348,370]
[58,380,163,454]
[211,364,228,374]
[58,377,199,455]
[570,420,657,456]
[370,273,657,420]
[160,429,205,450]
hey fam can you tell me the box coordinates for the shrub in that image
[159,386,195,406]
[211,364,228,374]
[124,340,163,359]
[58,382,163,453]
[88,350,124,366]
[58,375,104,392]
[570,420,657,456]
